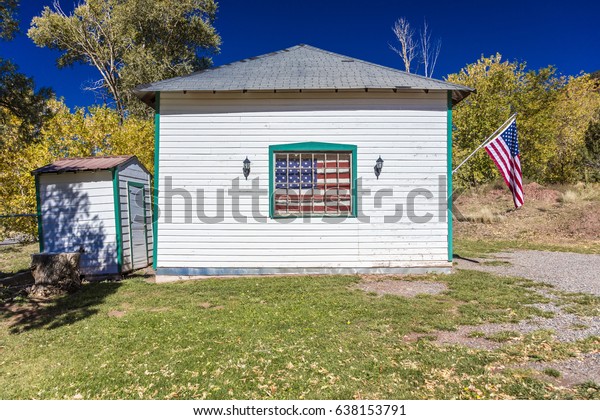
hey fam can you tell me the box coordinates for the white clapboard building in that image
[32,155,153,277]
[134,44,473,279]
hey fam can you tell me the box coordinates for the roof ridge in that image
[55,155,134,161]
[299,44,469,89]
[143,44,309,87]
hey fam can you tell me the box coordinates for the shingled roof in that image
[32,155,148,175]
[135,44,474,106]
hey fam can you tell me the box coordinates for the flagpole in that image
[452,113,517,175]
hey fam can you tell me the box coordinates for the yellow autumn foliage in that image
[0,99,153,239]
[546,74,600,182]
[447,55,600,187]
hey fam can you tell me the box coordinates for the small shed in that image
[32,155,153,277]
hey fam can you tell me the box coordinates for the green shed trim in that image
[447,91,453,262]
[127,181,150,267]
[34,174,44,252]
[111,167,123,273]
[152,92,160,270]
[268,141,358,219]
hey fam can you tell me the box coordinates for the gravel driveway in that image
[456,250,600,296]
[364,250,600,387]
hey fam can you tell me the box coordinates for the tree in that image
[390,17,441,77]
[547,74,600,182]
[0,58,53,145]
[28,0,221,120]
[0,1,53,146]
[584,108,600,180]
[0,0,18,40]
[390,17,416,73]
[447,54,563,186]
[419,19,441,78]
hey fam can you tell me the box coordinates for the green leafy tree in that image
[0,58,53,145]
[0,1,53,145]
[0,0,18,40]
[584,108,600,180]
[447,54,563,186]
[28,0,221,120]
[548,74,600,182]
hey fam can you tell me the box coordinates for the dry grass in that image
[454,182,600,254]
[558,190,579,203]
[456,207,506,224]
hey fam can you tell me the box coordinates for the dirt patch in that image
[399,280,599,353]
[435,329,504,350]
[107,310,126,318]
[197,302,225,310]
[523,182,561,202]
[147,307,170,313]
[357,280,448,297]
[402,332,438,343]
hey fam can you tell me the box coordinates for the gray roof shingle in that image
[135,44,473,105]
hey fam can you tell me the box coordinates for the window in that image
[269,142,357,217]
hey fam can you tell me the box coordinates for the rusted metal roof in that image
[32,155,138,175]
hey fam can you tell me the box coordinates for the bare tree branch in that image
[419,19,442,78]
[390,17,416,73]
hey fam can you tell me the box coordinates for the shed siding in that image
[118,161,153,272]
[157,91,449,270]
[39,171,118,275]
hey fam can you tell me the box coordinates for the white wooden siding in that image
[157,91,449,270]
[118,161,153,272]
[39,171,118,275]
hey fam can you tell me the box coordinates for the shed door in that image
[128,184,148,270]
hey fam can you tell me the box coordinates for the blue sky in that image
[2,0,599,109]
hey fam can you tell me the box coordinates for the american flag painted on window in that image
[274,152,352,215]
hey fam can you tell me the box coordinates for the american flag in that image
[484,120,524,208]
[274,155,351,214]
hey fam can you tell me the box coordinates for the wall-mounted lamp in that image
[374,156,384,179]
[243,157,251,180]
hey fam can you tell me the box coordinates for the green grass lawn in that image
[1,266,597,400]
[454,238,600,259]
[1,242,598,399]
[0,242,38,279]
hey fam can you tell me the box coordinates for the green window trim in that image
[447,91,453,262]
[152,92,160,270]
[111,167,123,273]
[268,141,358,219]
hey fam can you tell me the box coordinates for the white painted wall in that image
[118,160,153,272]
[157,90,449,271]
[39,171,118,275]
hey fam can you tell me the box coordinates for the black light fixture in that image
[243,156,251,180]
[374,156,384,179]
